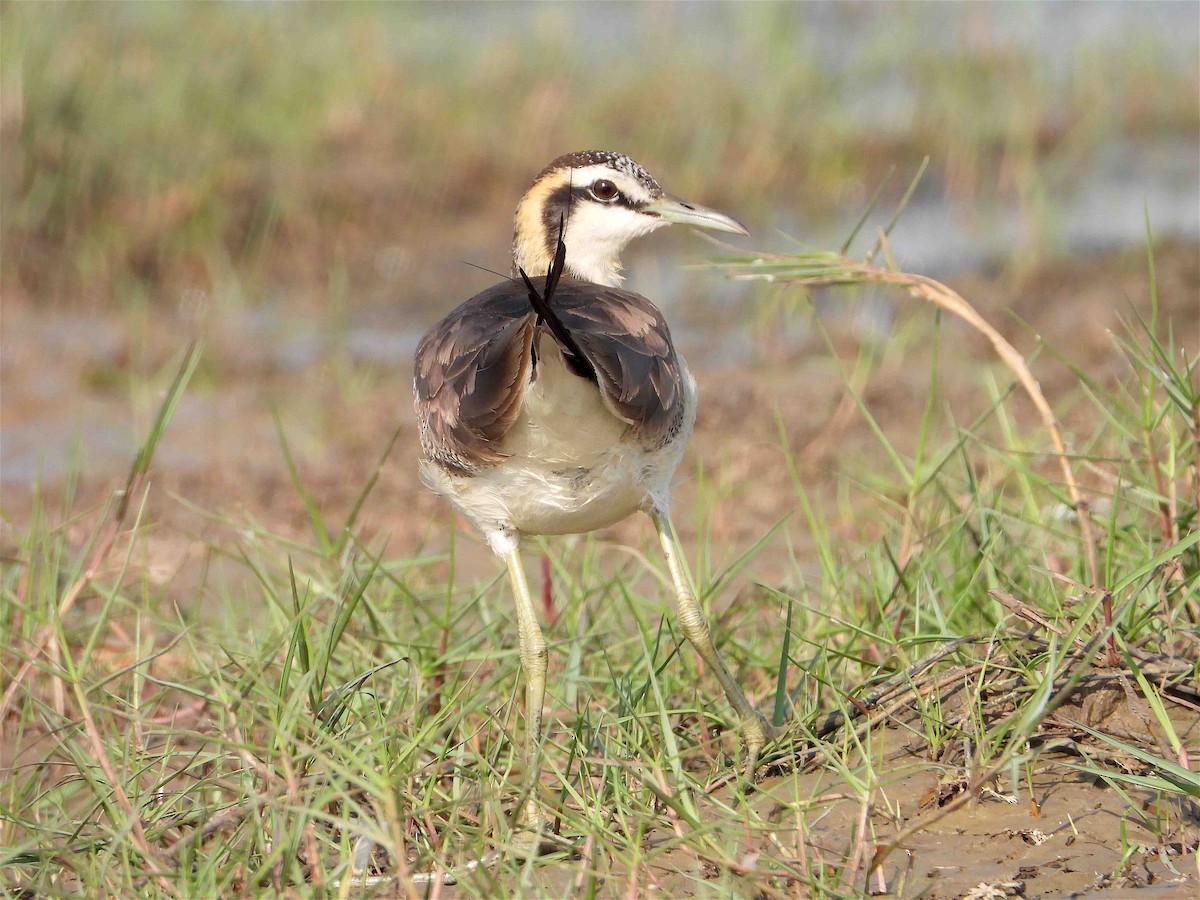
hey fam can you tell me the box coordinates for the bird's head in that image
[511,150,748,287]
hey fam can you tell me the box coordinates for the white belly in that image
[422,336,695,538]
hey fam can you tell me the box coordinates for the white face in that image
[556,164,666,285]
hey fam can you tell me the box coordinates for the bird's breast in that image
[504,335,629,463]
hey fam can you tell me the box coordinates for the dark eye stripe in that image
[540,182,642,255]
[572,184,636,208]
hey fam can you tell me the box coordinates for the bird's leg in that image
[651,510,776,772]
[501,544,548,834]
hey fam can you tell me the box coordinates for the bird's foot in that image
[511,827,573,860]
[511,802,577,862]
[742,710,779,777]
[510,793,574,858]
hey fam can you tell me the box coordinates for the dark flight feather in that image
[414,271,686,474]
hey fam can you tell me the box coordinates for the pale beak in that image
[644,194,749,236]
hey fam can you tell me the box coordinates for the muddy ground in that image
[2,241,1198,896]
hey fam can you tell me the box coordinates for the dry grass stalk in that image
[855,263,1100,587]
[724,242,1100,588]
[0,473,147,721]
[1,342,201,722]
[72,678,177,895]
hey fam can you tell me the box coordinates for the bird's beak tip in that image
[646,195,750,237]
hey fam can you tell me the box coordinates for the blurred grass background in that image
[2,5,1199,894]
[2,1,1197,310]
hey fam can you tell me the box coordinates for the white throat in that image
[559,201,665,287]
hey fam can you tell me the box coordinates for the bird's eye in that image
[590,179,619,202]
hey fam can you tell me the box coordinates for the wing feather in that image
[550,282,687,447]
[413,278,687,475]
[413,284,536,473]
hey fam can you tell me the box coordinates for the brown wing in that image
[413,282,537,473]
[413,278,686,474]
[540,281,687,448]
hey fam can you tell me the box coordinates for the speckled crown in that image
[534,151,663,197]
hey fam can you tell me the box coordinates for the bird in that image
[413,150,775,835]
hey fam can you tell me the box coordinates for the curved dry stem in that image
[725,250,1099,587]
[867,267,1099,587]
